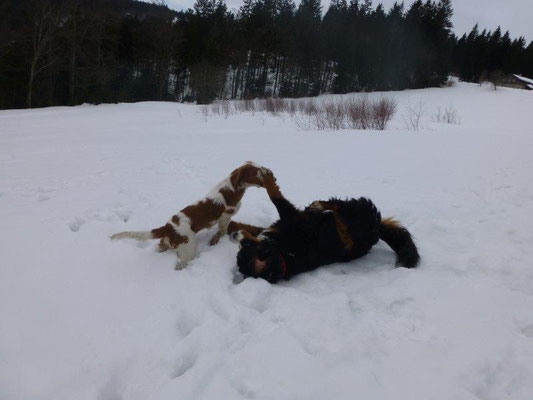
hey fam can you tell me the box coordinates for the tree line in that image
[1,0,532,109]
[454,24,533,83]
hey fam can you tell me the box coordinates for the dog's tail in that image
[110,231,154,241]
[110,223,171,241]
[379,217,420,269]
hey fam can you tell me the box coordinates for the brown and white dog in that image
[110,162,272,269]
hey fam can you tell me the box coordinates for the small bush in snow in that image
[402,98,425,131]
[233,98,256,114]
[201,101,235,118]
[291,96,396,131]
[298,99,319,116]
[433,106,461,125]
[203,95,397,131]
[444,77,456,87]
[258,97,289,115]
[372,97,397,130]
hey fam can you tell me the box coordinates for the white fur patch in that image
[169,212,194,238]
[226,202,241,215]
[169,212,197,269]
[232,230,245,244]
[206,176,233,206]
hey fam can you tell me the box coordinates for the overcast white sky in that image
[165,0,532,42]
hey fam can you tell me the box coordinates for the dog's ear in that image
[231,162,263,188]
[230,167,244,189]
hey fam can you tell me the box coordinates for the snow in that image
[513,73,533,85]
[1,82,533,400]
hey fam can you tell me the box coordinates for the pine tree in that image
[292,0,322,96]
[2,0,533,109]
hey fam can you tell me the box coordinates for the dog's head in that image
[230,162,271,189]
[234,233,286,283]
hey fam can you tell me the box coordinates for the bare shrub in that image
[234,98,256,113]
[321,101,342,130]
[288,99,298,115]
[275,97,289,113]
[209,101,222,115]
[244,98,256,112]
[443,107,459,125]
[345,96,395,130]
[296,107,330,131]
[233,100,245,113]
[433,106,461,125]
[198,100,234,118]
[254,97,290,115]
[292,112,315,130]
[444,77,456,87]
[220,100,232,118]
[345,97,369,129]
[263,97,276,114]
[200,104,209,119]
[298,99,319,116]
[433,107,443,123]
[293,96,396,131]
[402,98,424,131]
[200,99,230,116]
[372,97,397,130]
[312,112,328,130]
[200,94,397,131]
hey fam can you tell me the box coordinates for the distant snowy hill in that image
[1,82,533,400]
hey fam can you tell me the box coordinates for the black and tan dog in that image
[228,173,420,283]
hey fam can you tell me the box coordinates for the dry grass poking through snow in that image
[201,96,397,131]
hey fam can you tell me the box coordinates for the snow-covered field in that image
[1,82,533,400]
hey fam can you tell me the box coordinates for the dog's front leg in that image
[209,212,232,246]
[262,172,299,221]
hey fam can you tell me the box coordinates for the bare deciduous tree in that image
[26,0,60,108]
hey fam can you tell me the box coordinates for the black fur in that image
[235,196,419,283]
[379,220,420,269]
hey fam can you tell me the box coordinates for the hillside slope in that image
[1,82,533,400]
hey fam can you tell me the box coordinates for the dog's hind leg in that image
[175,236,197,270]
[155,237,171,252]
